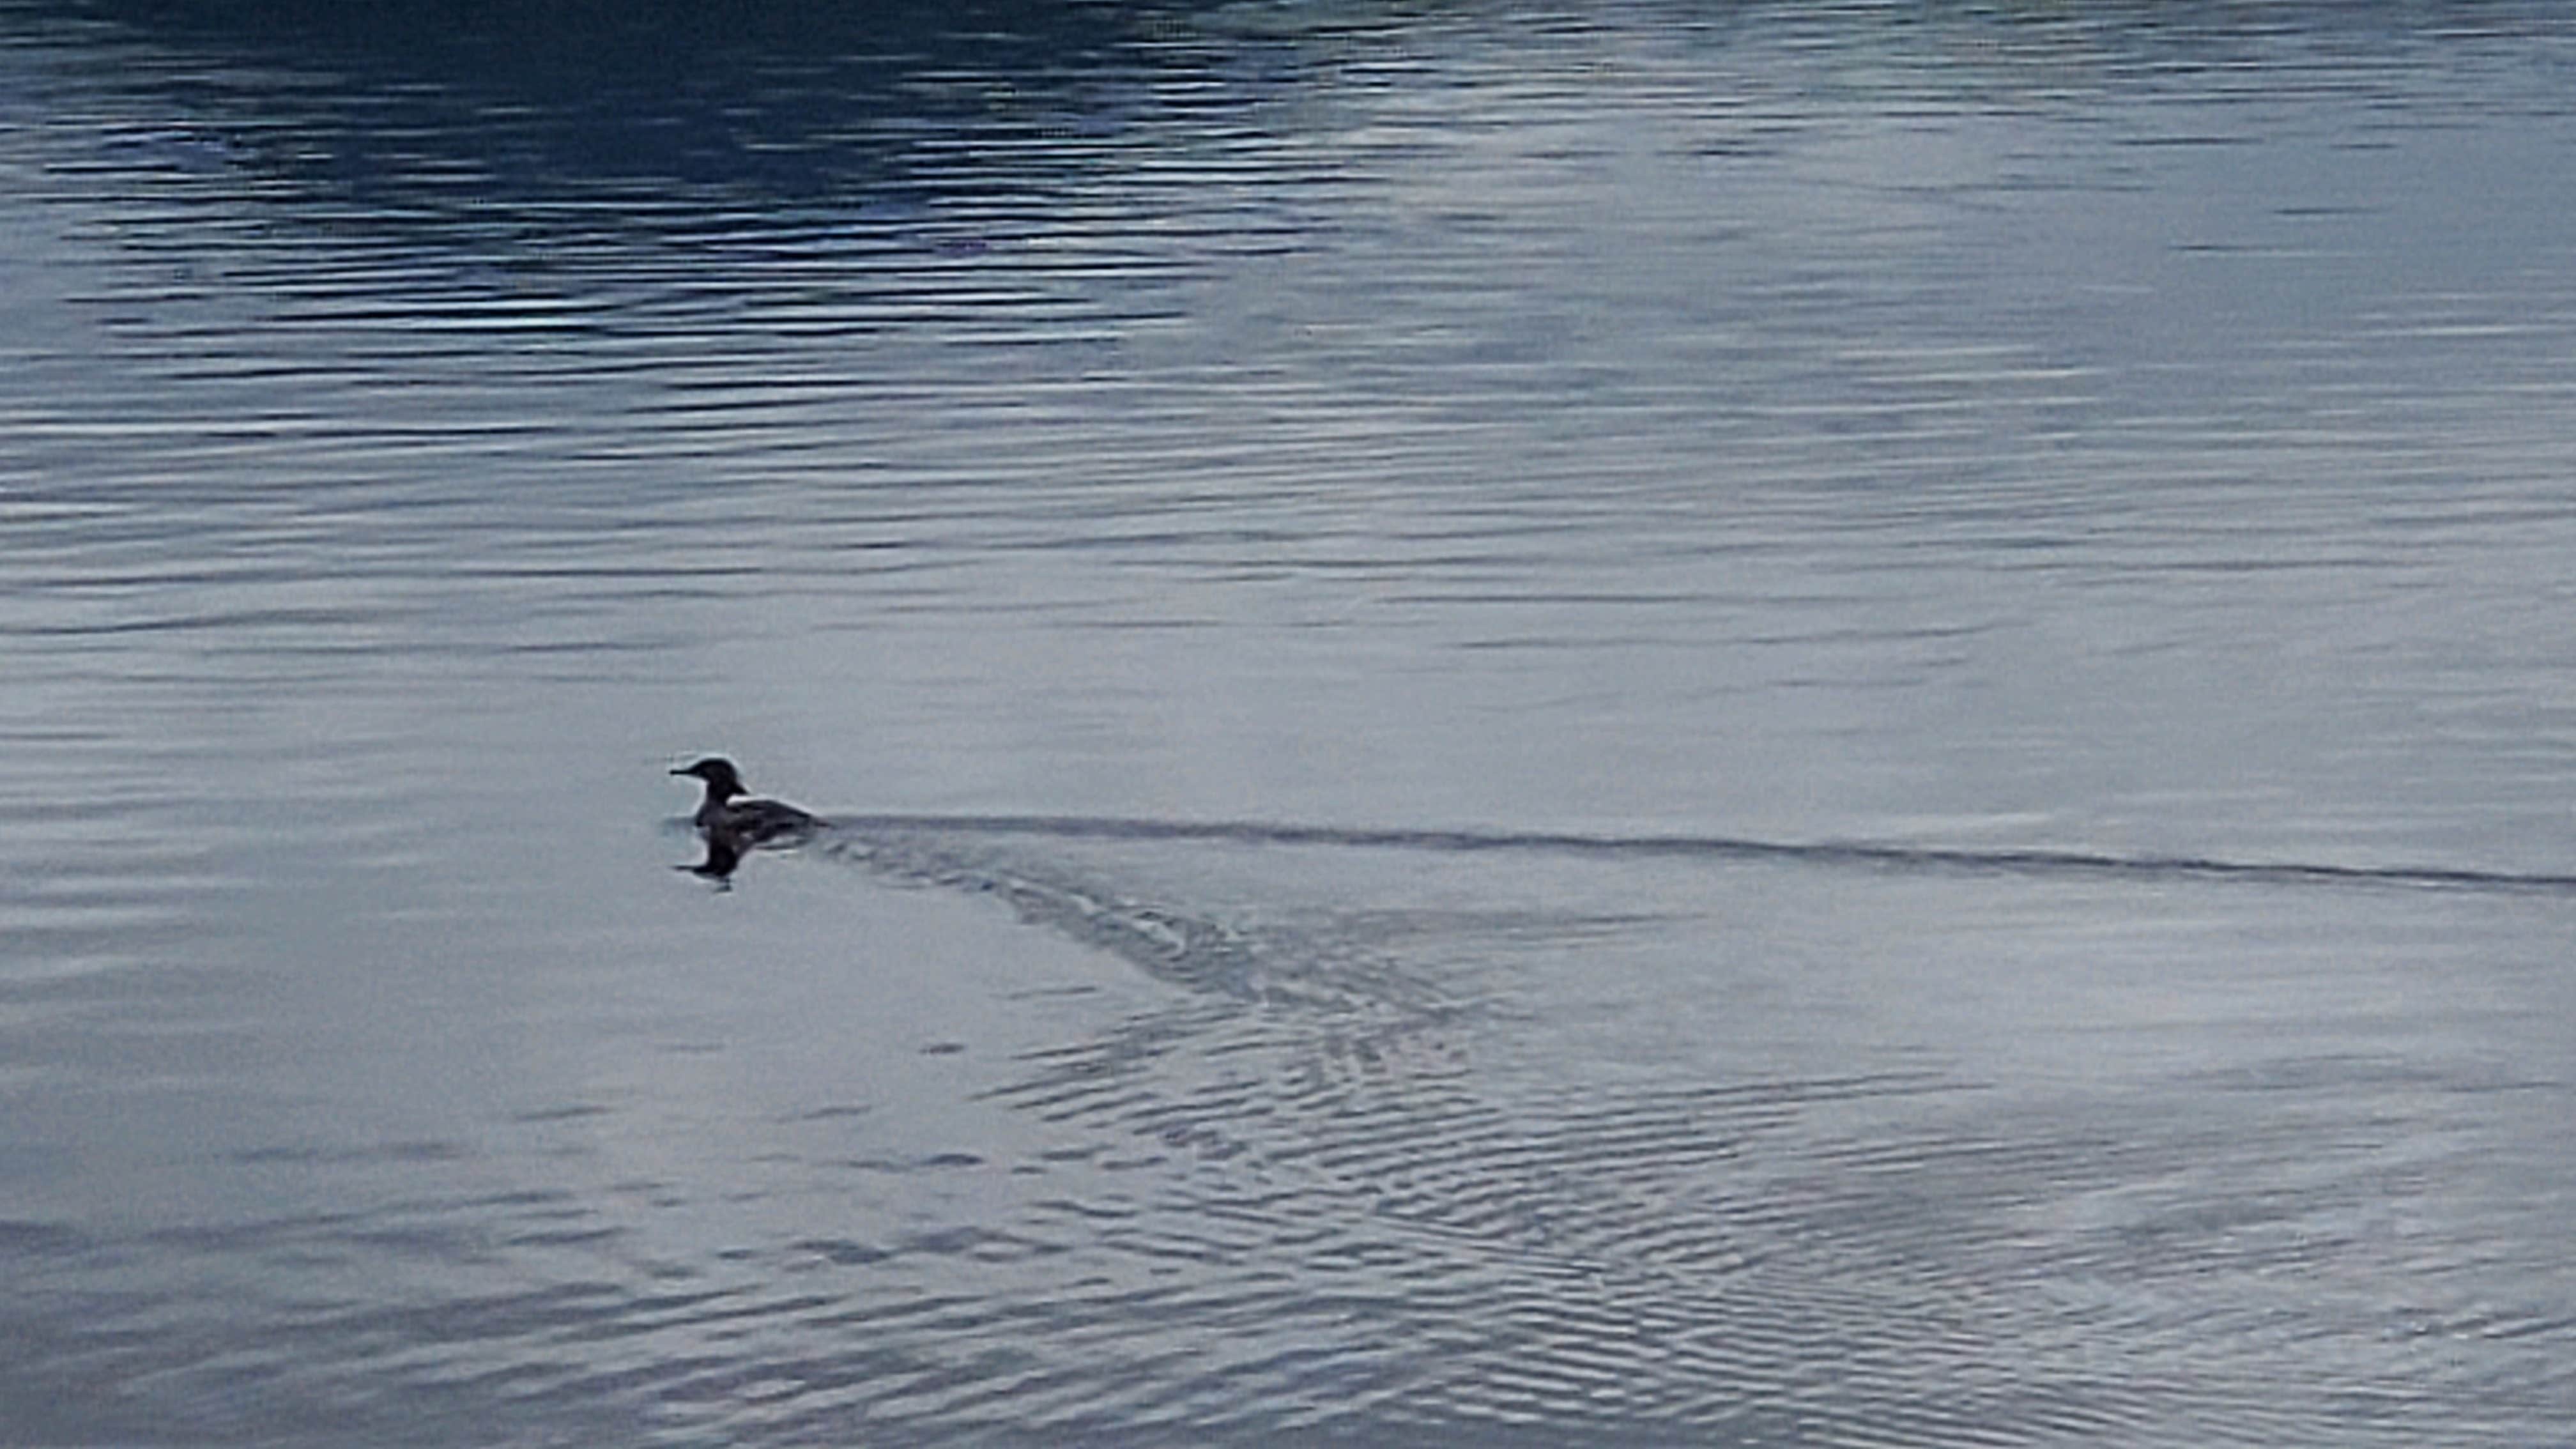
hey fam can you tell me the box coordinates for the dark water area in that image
[6,2,2576,1444]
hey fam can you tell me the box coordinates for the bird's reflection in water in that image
[681,824,748,886]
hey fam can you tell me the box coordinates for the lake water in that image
[6,2,2576,1443]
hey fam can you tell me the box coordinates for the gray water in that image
[7,2,2576,1443]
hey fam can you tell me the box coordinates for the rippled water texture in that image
[6,2,2576,1444]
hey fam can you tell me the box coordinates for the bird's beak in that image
[669,765,691,776]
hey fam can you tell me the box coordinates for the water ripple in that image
[829,812,2576,895]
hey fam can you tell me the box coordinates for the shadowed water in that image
[6,1,2576,1444]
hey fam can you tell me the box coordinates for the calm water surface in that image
[6,3,2576,1443]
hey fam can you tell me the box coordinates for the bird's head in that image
[671,756,747,797]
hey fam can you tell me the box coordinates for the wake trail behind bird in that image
[821,814,2576,896]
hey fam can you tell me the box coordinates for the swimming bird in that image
[670,757,821,847]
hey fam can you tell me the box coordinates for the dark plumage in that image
[670,756,822,847]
